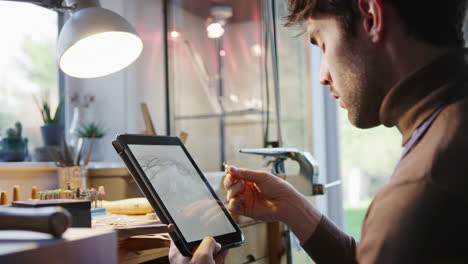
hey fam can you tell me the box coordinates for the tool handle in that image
[13,185,20,201]
[0,192,8,205]
[0,206,71,237]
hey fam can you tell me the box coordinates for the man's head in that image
[287,0,467,128]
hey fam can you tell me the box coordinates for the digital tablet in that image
[112,134,245,256]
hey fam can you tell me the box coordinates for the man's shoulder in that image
[414,98,468,201]
[389,98,468,196]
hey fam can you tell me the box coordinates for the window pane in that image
[0,2,58,152]
[339,107,402,240]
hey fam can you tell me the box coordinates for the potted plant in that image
[77,122,106,161]
[35,97,63,146]
[0,122,28,162]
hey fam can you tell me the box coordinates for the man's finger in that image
[169,240,190,264]
[192,237,221,263]
[226,180,244,201]
[228,166,271,184]
[223,174,236,189]
[215,249,229,264]
[227,196,244,215]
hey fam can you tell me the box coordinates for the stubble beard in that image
[341,43,385,129]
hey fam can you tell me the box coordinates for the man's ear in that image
[358,0,384,43]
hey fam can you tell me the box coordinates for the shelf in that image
[174,108,269,120]
[0,161,126,175]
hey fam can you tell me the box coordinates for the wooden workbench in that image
[0,228,117,264]
[104,216,285,264]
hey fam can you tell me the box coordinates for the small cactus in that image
[5,121,23,138]
[6,128,17,138]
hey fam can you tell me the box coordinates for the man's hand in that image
[168,237,228,264]
[224,165,301,222]
[224,165,322,242]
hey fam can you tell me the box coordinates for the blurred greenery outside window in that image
[0,2,58,153]
[338,107,402,240]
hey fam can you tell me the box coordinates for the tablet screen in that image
[128,144,236,242]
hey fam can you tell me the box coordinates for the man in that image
[170,0,468,263]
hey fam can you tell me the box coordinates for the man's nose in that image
[319,58,331,86]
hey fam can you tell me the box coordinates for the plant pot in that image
[0,137,28,162]
[33,146,61,162]
[40,123,61,146]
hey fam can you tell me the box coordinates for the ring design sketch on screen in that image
[137,156,193,197]
[129,144,236,242]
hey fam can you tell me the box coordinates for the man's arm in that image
[225,166,358,263]
[301,215,358,263]
[282,194,358,264]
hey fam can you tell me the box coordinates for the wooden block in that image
[12,200,91,228]
[118,235,170,251]
[114,224,168,239]
[119,247,169,264]
[0,228,117,264]
[140,103,156,135]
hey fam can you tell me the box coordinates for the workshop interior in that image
[1,0,467,263]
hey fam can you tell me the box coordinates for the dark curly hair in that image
[286,0,467,47]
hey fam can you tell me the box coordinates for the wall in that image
[65,0,167,162]
[0,164,58,202]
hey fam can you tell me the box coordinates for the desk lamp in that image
[3,0,143,78]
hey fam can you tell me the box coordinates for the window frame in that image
[311,47,344,228]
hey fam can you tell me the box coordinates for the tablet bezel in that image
[114,134,245,256]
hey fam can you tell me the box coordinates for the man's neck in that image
[382,39,457,133]
[385,40,456,86]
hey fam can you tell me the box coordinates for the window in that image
[0,2,58,154]
[167,0,311,172]
[167,0,272,171]
[339,107,402,240]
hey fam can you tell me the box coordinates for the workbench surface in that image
[0,228,117,264]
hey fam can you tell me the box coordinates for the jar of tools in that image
[57,166,89,191]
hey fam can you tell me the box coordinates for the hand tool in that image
[0,206,71,237]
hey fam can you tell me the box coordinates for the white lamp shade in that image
[58,7,143,78]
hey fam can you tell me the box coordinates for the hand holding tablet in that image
[169,237,229,264]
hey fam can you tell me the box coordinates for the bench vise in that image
[240,148,326,196]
